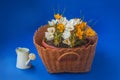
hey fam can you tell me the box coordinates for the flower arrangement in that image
[44,13,96,48]
[34,12,98,73]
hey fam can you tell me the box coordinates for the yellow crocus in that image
[54,14,62,19]
[75,22,87,30]
[57,23,64,32]
[76,29,83,39]
[85,27,96,37]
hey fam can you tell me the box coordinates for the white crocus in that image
[45,32,54,41]
[65,22,74,31]
[48,19,57,26]
[62,30,71,39]
[58,17,68,25]
[63,38,71,46]
[74,18,82,25]
[69,18,82,26]
[47,27,55,34]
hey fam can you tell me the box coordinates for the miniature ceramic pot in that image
[16,47,36,69]
[34,25,98,73]
[42,40,58,49]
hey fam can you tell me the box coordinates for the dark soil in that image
[46,40,70,48]
[45,38,92,48]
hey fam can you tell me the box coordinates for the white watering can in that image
[16,47,36,69]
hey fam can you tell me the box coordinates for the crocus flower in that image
[48,19,57,26]
[54,14,62,19]
[69,18,82,26]
[58,17,68,25]
[85,27,96,37]
[63,38,71,46]
[45,32,54,41]
[65,22,74,31]
[57,23,65,32]
[47,27,55,34]
[76,22,87,30]
[62,30,71,39]
[76,29,83,39]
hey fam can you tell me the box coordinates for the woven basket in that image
[33,25,98,73]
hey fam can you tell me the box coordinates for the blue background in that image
[0,0,120,80]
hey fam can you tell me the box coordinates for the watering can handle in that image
[58,52,80,62]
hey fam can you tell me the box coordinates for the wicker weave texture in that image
[33,25,98,73]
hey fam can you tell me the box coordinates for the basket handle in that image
[58,52,80,62]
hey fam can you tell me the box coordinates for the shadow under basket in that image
[33,25,98,73]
